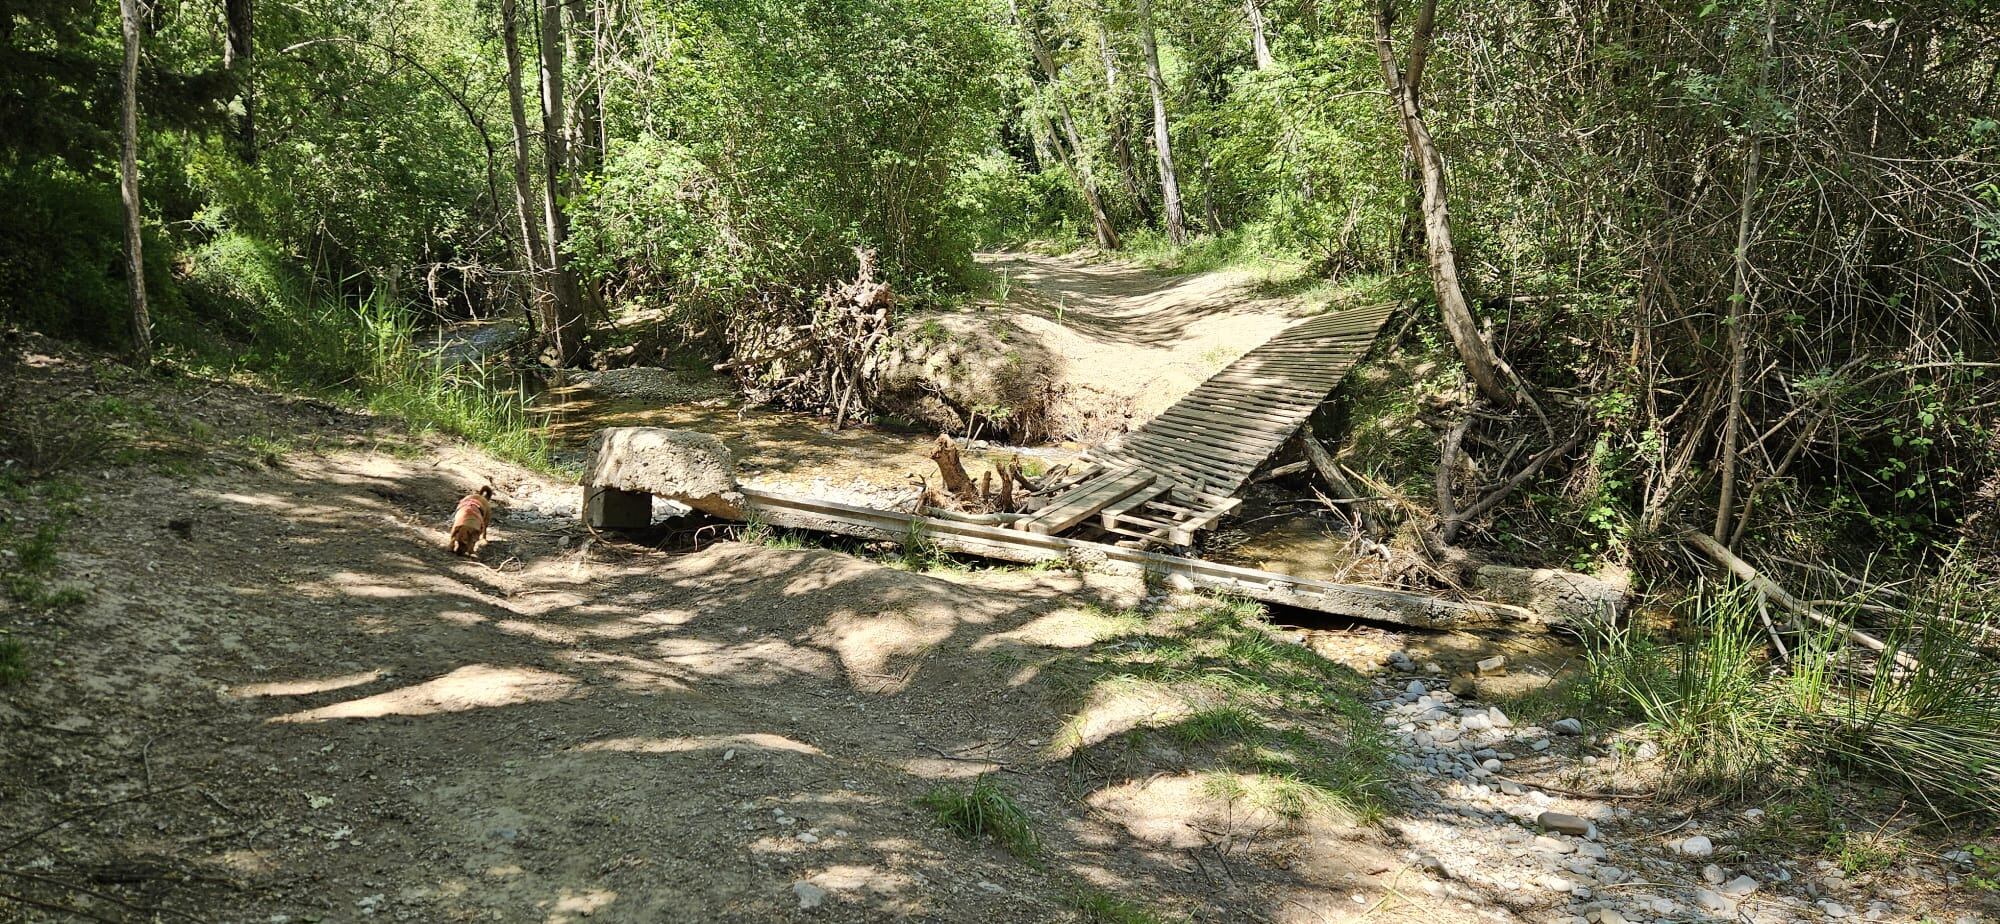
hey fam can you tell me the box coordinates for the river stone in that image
[585,427,745,520]
[1538,811,1593,837]
[1677,835,1714,857]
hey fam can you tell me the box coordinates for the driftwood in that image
[923,435,1028,515]
[1299,428,1375,534]
[1440,425,1586,544]
[1687,532,1920,672]
[722,248,893,427]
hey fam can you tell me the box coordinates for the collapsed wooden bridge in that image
[583,301,1532,625]
[1004,301,1397,549]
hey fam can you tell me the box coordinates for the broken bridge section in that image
[1027,301,1397,547]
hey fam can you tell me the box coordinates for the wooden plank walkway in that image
[1093,301,1398,497]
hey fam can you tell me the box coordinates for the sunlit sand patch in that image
[900,756,1004,779]
[269,664,577,722]
[1049,679,1190,756]
[229,669,383,698]
[815,609,955,692]
[1085,772,1285,849]
[649,636,833,683]
[559,650,693,692]
[978,606,1140,650]
[544,888,617,923]
[574,733,823,757]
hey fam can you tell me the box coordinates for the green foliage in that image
[918,775,1040,858]
[1069,888,1166,924]
[0,635,29,687]
[1586,589,1792,790]
[1586,565,2000,815]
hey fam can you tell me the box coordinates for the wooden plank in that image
[1155,401,1310,432]
[1020,468,1157,535]
[1170,496,1243,545]
[1097,482,1172,530]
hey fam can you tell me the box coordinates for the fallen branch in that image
[1442,429,1586,544]
[1686,532,1919,671]
[1300,428,1374,534]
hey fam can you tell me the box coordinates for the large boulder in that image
[584,428,744,524]
[1471,564,1628,627]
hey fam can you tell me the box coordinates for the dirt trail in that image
[3,339,1985,924]
[890,252,1320,444]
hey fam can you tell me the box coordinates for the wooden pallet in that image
[1017,467,1157,535]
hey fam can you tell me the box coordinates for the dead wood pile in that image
[718,247,893,427]
[913,435,1049,515]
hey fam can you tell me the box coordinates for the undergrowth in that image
[1583,563,2000,817]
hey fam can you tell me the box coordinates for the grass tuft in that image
[1069,887,1166,924]
[918,775,1040,859]
[0,636,29,686]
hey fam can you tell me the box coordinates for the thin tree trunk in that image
[501,0,554,349]
[536,0,587,365]
[1095,20,1151,220]
[223,0,255,161]
[1245,0,1275,70]
[118,0,150,364]
[1137,0,1186,244]
[1372,0,1508,404]
[1713,8,1774,545]
[1012,0,1119,250]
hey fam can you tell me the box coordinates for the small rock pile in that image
[1367,651,1962,924]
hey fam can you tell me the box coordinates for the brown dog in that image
[448,485,494,556]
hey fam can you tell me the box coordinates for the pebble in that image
[1593,911,1628,924]
[1820,901,1849,918]
[1720,874,1760,897]
[797,832,819,844]
[1703,863,1725,884]
[792,881,828,910]
[1534,835,1576,854]
[1489,707,1513,728]
[1538,811,1593,837]
[1677,834,1714,857]
[1530,738,1552,751]
[1552,718,1585,735]
[1477,655,1508,674]
[1406,680,1428,696]
[1695,889,1731,912]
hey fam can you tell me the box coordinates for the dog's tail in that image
[478,484,494,499]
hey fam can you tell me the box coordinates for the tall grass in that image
[1588,561,2000,815]
[350,296,551,469]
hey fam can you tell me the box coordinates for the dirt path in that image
[868,251,1318,444]
[2,340,1984,924]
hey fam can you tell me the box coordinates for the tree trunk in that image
[1096,20,1152,221]
[223,0,255,161]
[1713,8,1774,546]
[1245,0,1275,70]
[118,0,150,364]
[1371,0,1508,404]
[1136,0,1187,244]
[535,0,588,365]
[1013,0,1119,250]
[501,0,554,349]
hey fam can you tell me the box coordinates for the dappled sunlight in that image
[269,664,579,722]
[1050,678,1192,756]
[813,609,956,693]
[559,649,694,692]
[976,606,1139,650]
[648,635,835,685]
[229,669,384,698]
[574,733,825,757]
[543,888,617,923]
[1084,771,1285,849]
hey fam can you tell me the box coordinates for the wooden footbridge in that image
[1006,301,1398,548]
[587,301,1533,625]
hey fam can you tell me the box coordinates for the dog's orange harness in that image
[456,494,488,525]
